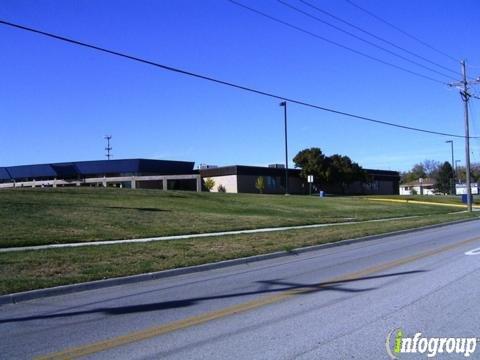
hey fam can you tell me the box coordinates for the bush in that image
[255,176,265,194]
[217,184,226,193]
[204,178,215,192]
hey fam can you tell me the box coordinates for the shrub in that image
[255,176,265,194]
[204,178,215,192]
[217,184,226,193]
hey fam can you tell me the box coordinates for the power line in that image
[344,0,459,63]
[0,18,477,140]
[298,0,461,77]
[228,0,448,86]
[277,0,457,81]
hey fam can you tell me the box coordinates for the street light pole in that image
[445,140,454,171]
[280,101,289,195]
[446,140,454,194]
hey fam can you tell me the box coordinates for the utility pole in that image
[104,135,112,160]
[461,61,472,211]
[449,60,480,212]
[280,101,289,195]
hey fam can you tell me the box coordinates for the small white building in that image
[455,183,479,195]
[399,178,437,195]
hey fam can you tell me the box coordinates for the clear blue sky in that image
[1,0,479,171]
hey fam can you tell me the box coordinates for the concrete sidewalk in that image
[0,215,422,253]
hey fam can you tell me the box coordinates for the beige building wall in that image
[208,175,238,193]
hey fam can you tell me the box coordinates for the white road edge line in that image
[465,247,480,256]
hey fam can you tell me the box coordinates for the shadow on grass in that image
[104,206,171,212]
[0,270,425,323]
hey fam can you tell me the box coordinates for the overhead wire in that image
[0,18,477,140]
[297,0,461,77]
[228,0,449,86]
[277,0,457,81]
[344,0,460,63]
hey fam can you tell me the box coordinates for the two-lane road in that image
[1,220,480,359]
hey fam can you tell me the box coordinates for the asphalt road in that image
[1,220,480,359]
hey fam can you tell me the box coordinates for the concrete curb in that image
[1,217,478,306]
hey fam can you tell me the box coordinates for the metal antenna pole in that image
[104,135,112,160]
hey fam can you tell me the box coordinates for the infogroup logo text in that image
[386,328,478,358]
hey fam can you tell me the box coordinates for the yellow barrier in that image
[367,198,479,209]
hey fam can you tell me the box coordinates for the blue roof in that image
[7,164,57,179]
[0,159,195,181]
[0,167,12,181]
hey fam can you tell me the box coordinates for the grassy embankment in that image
[0,188,478,294]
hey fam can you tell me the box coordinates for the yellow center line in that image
[36,235,480,360]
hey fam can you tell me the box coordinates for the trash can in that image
[319,191,324,198]
[461,194,473,204]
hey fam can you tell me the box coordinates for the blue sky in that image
[1,0,479,171]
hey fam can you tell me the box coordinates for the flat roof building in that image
[200,165,400,195]
[0,159,200,191]
[0,159,195,182]
[0,159,400,195]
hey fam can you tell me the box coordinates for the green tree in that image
[293,147,329,186]
[204,178,215,192]
[401,162,427,183]
[434,161,455,194]
[471,163,480,182]
[401,160,441,184]
[255,176,265,194]
[293,148,367,193]
[326,154,368,193]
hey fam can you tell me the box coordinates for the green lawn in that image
[0,188,467,247]
[0,211,477,295]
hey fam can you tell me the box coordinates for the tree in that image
[326,154,368,193]
[401,162,427,183]
[423,160,441,178]
[453,163,480,184]
[293,148,367,193]
[434,162,455,194]
[255,176,265,194]
[400,160,441,184]
[204,178,215,192]
[293,147,329,187]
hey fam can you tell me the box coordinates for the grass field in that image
[0,212,477,295]
[0,188,478,295]
[0,188,472,247]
